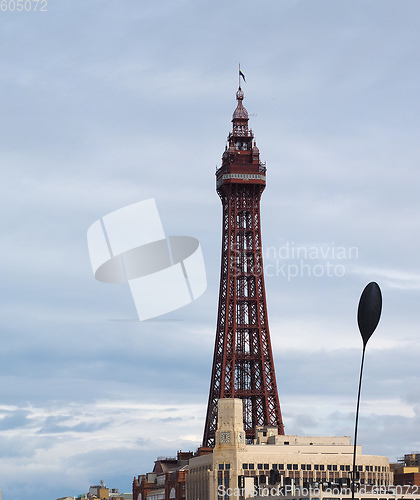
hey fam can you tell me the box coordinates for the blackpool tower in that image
[202,86,284,447]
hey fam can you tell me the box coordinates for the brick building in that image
[133,452,193,500]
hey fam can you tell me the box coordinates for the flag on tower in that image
[239,66,246,82]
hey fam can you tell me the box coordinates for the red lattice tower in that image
[203,87,284,447]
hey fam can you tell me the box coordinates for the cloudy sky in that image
[2,0,420,498]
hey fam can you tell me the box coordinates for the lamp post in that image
[351,282,382,499]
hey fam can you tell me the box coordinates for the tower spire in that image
[203,87,284,447]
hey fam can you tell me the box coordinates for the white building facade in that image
[186,399,392,500]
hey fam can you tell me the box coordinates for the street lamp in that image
[352,282,382,499]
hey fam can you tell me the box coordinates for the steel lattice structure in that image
[202,87,284,447]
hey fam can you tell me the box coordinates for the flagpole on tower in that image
[239,64,246,86]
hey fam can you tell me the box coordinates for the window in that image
[301,465,306,471]
[257,464,263,470]
[272,464,278,470]
[333,465,337,471]
[314,465,319,471]
[224,474,230,500]
[278,464,284,470]
[340,466,345,471]
[249,464,254,470]
[225,464,230,470]
[219,464,224,470]
[307,465,312,471]
[264,464,269,470]
[284,441,289,445]
[243,464,248,470]
[287,464,292,470]
[327,465,332,471]
[293,464,298,471]
[217,472,223,500]
[320,465,325,471]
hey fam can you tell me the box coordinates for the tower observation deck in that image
[202,87,284,447]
